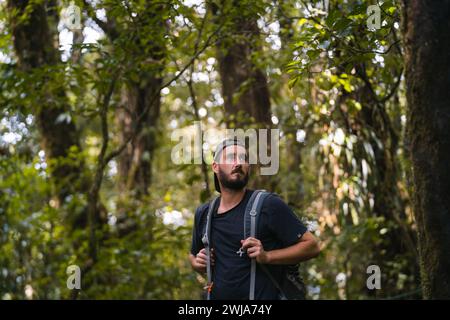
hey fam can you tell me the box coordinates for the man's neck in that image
[218,188,246,214]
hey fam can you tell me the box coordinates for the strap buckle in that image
[250,209,257,216]
[202,234,209,246]
[203,282,214,293]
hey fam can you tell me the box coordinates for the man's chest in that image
[210,212,245,252]
[208,210,275,257]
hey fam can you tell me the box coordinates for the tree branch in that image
[380,68,403,104]
[87,71,119,263]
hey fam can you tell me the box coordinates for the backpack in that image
[201,189,306,300]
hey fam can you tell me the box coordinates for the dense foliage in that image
[0,0,424,299]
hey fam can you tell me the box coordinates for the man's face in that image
[213,145,250,191]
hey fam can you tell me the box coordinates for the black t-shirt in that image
[190,189,308,300]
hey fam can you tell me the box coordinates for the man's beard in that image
[218,167,249,191]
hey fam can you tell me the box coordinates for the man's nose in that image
[232,162,243,173]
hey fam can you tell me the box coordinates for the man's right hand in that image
[190,248,215,273]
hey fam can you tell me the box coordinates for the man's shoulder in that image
[259,191,292,212]
[195,202,210,217]
[260,191,283,205]
[194,197,219,219]
[244,189,284,209]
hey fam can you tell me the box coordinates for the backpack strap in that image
[244,189,270,300]
[201,196,219,300]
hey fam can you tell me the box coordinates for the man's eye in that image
[226,154,235,161]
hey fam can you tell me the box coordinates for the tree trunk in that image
[92,4,166,239]
[212,3,273,190]
[7,0,84,204]
[356,82,418,296]
[97,6,165,199]
[403,0,450,299]
[215,17,271,127]
[116,77,162,197]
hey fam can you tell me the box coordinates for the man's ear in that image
[212,162,219,174]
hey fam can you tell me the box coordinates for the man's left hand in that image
[241,237,270,264]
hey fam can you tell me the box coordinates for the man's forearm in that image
[265,238,320,265]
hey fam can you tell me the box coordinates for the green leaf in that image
[288,76,299,88]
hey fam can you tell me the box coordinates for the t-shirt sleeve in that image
[190,206,205,255]
[262,193,308,247]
